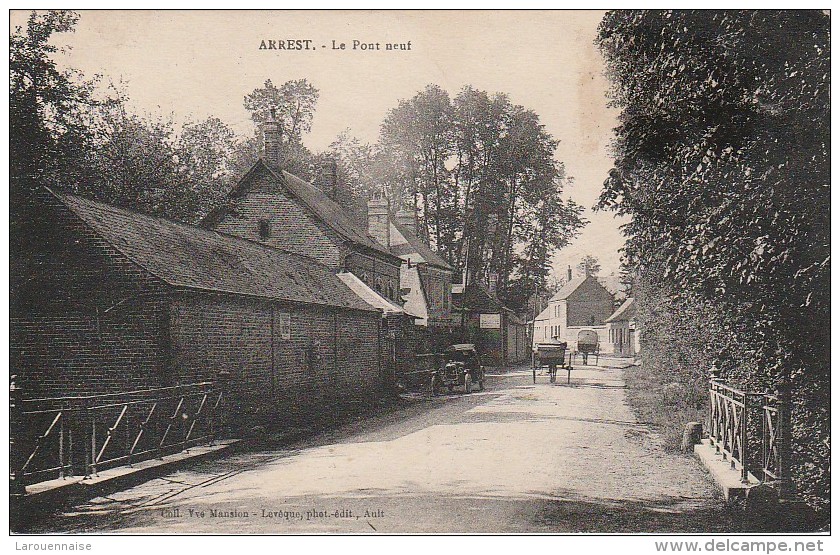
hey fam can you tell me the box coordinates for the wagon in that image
[575,329,600,366]
[532,340,573,384]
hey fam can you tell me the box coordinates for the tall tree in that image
[9,10,102,200]
[378,84,455,245]
[375,84,585,309]
[576,255,601,277]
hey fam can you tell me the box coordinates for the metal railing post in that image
[10,374,26,495]
[83,401,92,479]
[740,393,749,484]
[776,378,792,501]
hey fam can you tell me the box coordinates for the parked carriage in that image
[532,340,573,384]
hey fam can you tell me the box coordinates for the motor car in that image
[432,343,485,394]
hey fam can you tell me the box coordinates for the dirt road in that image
[23,361,734,533]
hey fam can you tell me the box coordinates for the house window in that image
[258,219,271,239]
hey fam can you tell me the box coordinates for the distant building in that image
[453,282,529,366]
[605,297,638,357]
[372,200,455,330]
[532,269,615,353]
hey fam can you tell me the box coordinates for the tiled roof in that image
[51,190,376,312]
[605,297,635,323]
[389,220,452,270]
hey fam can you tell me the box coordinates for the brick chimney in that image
[567,265,573,282]
[367,189,390,248]
[320,157,338,201]
[262,107,281,166]
[395,205,416,235]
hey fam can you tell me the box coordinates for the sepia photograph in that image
[7,7,831,541]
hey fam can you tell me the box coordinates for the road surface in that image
[23,360,734,533]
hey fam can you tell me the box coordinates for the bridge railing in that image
[10,381,223,491]
[707,377,789,493]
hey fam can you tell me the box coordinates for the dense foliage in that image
[597,10,829,513]
[372,85,587,308]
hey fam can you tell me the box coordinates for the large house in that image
[203,112,404,304]
[533,270,616,353]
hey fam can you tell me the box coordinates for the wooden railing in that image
[11,382,223,490]
[707,377,789,494]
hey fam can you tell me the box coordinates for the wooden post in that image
[59,413,65,479]
[90,411,98,476]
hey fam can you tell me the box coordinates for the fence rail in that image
[707,377,788,495]
[11,382,223,490]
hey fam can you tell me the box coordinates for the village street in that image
[22,360,734,534]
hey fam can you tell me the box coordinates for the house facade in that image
[532,272,616,353]
[605,297,638,357]
[203,115,404,305]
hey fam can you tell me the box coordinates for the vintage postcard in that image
[7,8,831,542]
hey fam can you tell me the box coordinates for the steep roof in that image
[210,159,399,263]
[549,275,588,301]
[550,274,615,302]
[389,220,452,270]
[51,189,375,312]
[606,297,635,323]
[534,305,552,322]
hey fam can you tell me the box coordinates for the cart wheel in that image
[464,373,472,394]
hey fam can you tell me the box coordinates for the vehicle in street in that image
[532,340,573,383]
[432,343,485,394]
[576,329,600,365]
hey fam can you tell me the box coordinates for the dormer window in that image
[258,219,271,239]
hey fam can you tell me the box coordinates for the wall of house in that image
[417,265,453,326]
[566,279,615,328]
[505,320,529,364]
[213,190,342,269]
[10,193,170,399]
[169,292,384,430]
[344,249,401,304]
[608,321,636,357]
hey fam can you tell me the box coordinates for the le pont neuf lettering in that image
[259,39,412,51]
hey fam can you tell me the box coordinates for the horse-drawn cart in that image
[532,341,573,384]
[575,329,600,366]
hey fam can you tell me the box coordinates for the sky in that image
[10,9,629,277]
